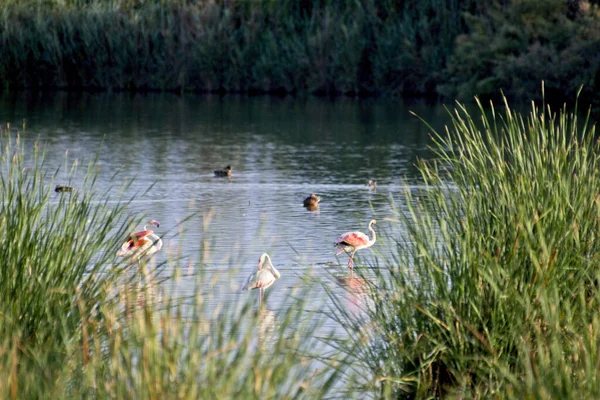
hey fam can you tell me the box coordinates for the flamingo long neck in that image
[368,223,377,246]
[270,265,281,279]
[149,233,163,251]
[265,256,281,279]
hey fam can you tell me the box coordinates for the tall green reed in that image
[0,124,138,396]
[331,92,600,397]
[0,0,479,96]
[0,126,340,398]
[0,127,131,344]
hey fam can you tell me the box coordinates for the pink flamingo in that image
[242,253,281,307]
[335,219,377,276]
[116,220,162,262]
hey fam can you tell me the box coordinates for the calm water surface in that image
[0,92,448,334]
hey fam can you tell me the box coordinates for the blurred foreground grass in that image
[0,125,339,398]
[330,91,600,398]
[5,89,600,398]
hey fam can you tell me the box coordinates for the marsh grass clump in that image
[0,270,338,398]
[0,127,339,398]
[0,131,128,343]
[0,128,135,395]
[0,0,477,97]
[48,277,337,399]
[333,92,600,397]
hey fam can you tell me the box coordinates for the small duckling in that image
[303,194,321,210]
[55,185,75,193]
[214,165,233,177]
[367,180,377,191]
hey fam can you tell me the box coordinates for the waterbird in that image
[335,219,377,277]
[367,180,377,191]
[117,220,162,262]
[242,253,281,307]
[303,193,321,210]
[55,185,75,193]
[214,165,233,177]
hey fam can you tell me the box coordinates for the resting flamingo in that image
[117,220,162,262]
[335,219,377,276]
[242,253,281,307]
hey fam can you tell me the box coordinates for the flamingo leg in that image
[258,288,263,308]
[347,250,356,267]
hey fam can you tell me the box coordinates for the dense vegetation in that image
[1,0,599,104]
[0,127,337,398]
[3,91,600,397]
[331,91,600,397]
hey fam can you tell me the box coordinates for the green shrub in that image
[440,0,600,105]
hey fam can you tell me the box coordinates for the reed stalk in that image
[0,125,338,398]
[0,0,477,96]
[330,91,600,398]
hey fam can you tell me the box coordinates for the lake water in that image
[0,92,448,336]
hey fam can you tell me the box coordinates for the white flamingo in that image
[242,253,281,306]
[335,219,377,276]
[116,220,163,262]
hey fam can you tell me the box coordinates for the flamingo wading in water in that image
[335,219,377,276]
[242,253,281,307]
[117,220,163,263]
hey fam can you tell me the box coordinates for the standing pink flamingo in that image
[242,253,281,307]
[335,219,377,276]
[116,220,162,262]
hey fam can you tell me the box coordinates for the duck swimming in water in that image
[303,193,321,208]
[214,165,233,177]
[55,185,75,193]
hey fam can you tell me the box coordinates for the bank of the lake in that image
[2,0,600,106]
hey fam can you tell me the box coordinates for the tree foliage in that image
[440,0,600,104]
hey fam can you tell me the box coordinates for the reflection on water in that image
[118,270,165,317]
[257,309,278,350]
[342,281,371,319]
[0,92,446,335]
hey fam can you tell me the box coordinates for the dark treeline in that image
[1,0,599,104]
